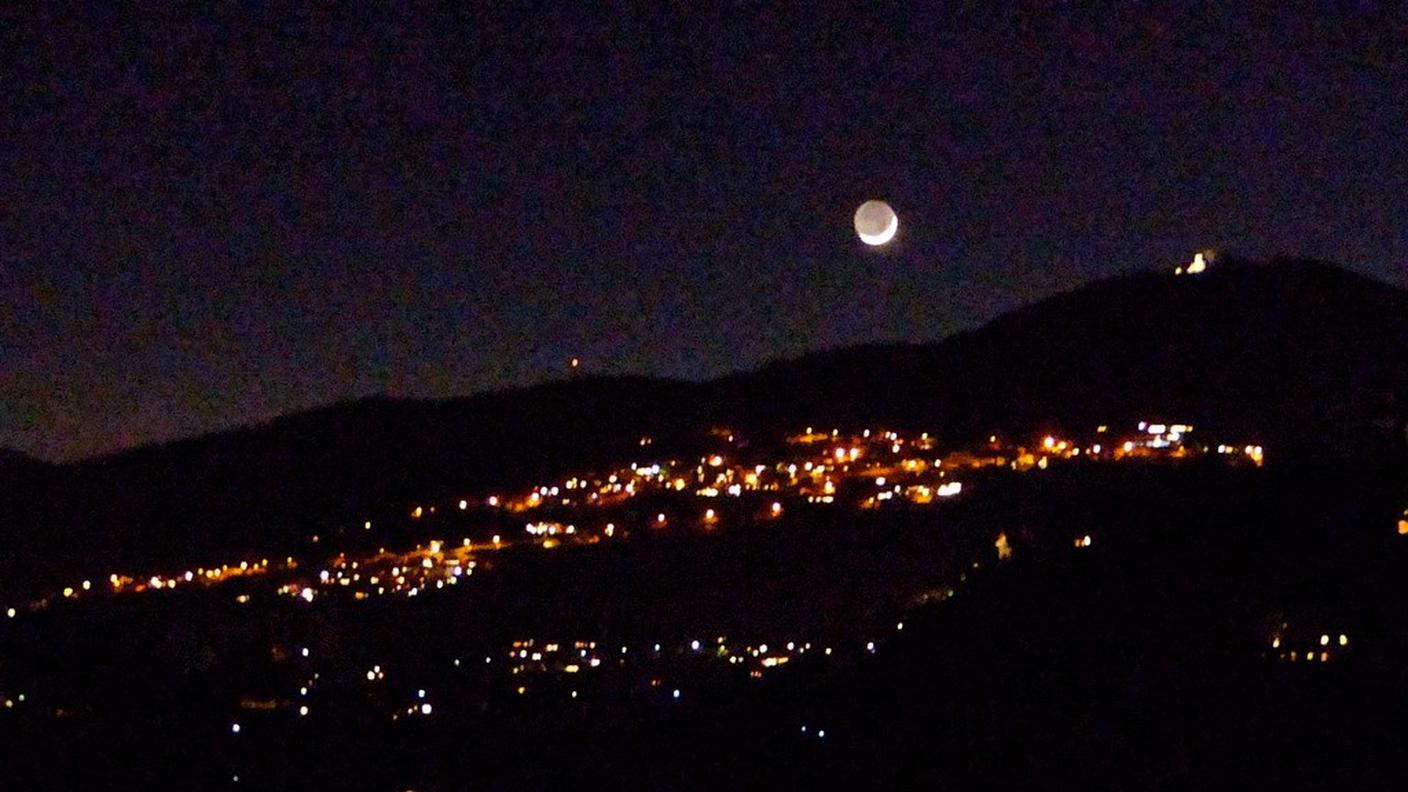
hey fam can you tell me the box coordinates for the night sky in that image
[3,3,1406,461]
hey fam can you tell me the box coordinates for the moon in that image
[854,200,898,246]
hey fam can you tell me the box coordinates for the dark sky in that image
[3,3,1406,461]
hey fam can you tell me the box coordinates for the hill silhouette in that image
[2,257,1404,577]
[714,257,1408,449]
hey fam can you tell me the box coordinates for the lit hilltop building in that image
[1175,250,1214,276]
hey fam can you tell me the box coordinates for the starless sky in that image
[2,3,1406,461]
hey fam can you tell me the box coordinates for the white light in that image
[418,689,426,699]
[301,647,310,658]
[300,587,315,602]
[299,705,308,716]
[866,641,875,652]
[231,723,241,734]
[421,703,433,715]
[672,689,681,699]
[690,640,701,651]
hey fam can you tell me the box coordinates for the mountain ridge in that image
[1,257,1403,577]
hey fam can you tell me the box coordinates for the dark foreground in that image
[2,455,1406,790]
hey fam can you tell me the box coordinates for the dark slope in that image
[0,447,46,474]
[714,258,1408,450]
[1,377,697,579]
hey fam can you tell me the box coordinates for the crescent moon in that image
[858,211,898,246]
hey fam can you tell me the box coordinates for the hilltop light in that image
[1175,251,1211,276]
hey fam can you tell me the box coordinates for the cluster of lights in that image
[1,422,1266,626]
[1270,632,1349,664]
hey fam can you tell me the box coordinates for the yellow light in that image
[708,454,723,467]
[1320,634,1329,646]
[62,587,73,598]
[1339,634,1348,646]
[412,506,424,519]
[1043,436,1055,450]
[5,608,14,618]
[1271,637,1280,648]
